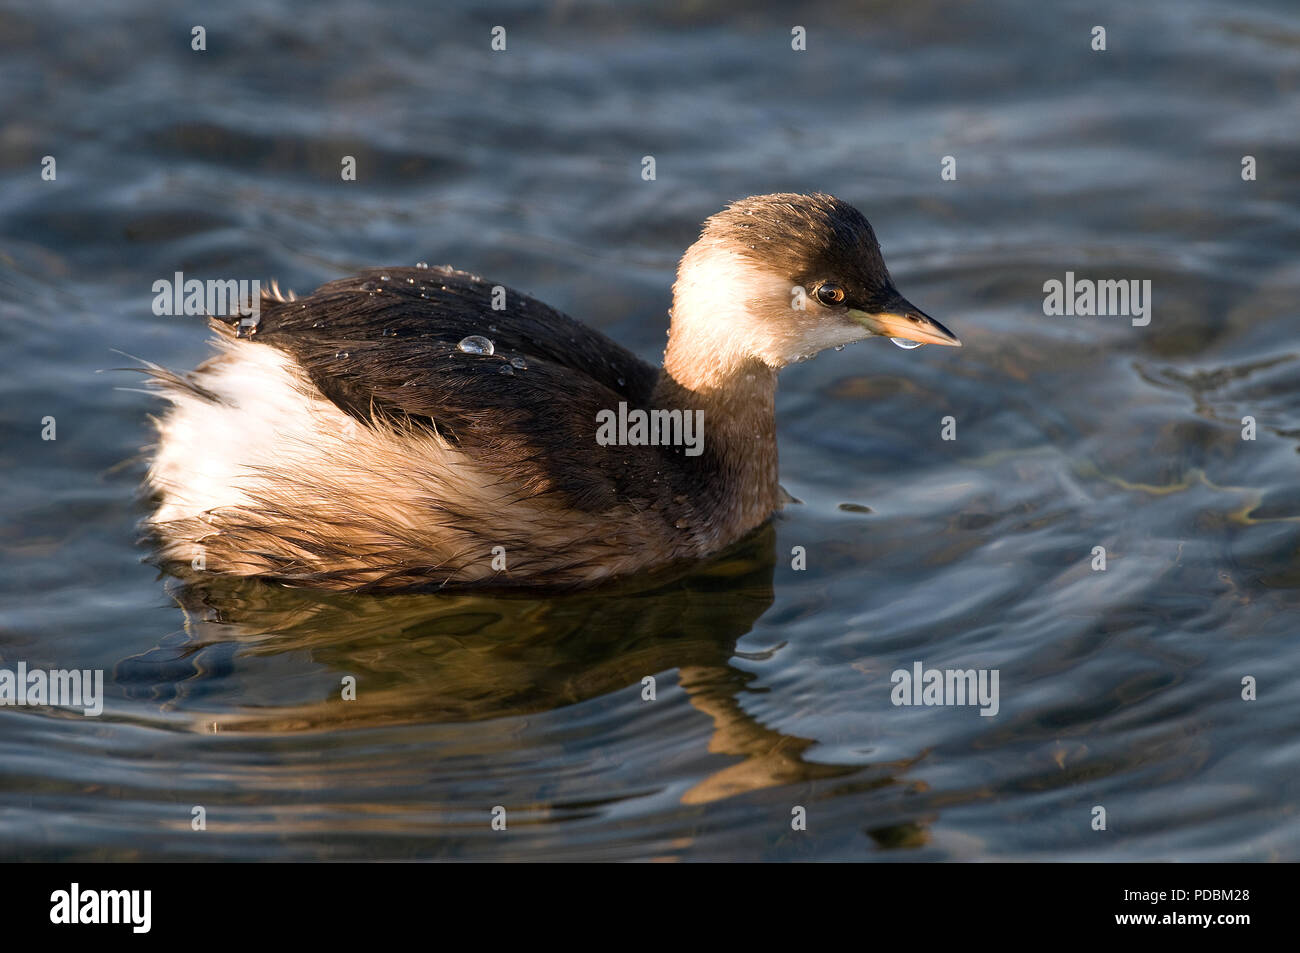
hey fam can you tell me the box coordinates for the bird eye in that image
[816,284,846,305]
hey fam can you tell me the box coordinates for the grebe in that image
[144,192,960,591]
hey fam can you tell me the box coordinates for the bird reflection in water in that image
[122,525,929,848]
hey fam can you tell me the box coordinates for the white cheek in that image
[672,246,871,368]
[785,319,869,358]
[749,302,868,366]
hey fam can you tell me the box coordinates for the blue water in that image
[1,0,1298,860]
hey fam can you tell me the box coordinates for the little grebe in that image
[145,192,959,590]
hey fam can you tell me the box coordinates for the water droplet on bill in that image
[890,337,924,349]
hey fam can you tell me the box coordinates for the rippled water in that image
[2,0,1298,860]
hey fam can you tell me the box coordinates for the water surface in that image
[1,0,1298,860]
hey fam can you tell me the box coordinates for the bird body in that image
[144,193,959,590]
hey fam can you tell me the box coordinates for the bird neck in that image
[655,321,781,539]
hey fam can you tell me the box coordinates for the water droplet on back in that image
[415,262,429,269]
[457,335,495,355]
[498,364,515,376]
[509,356,527,370]
[359,281,378,292]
